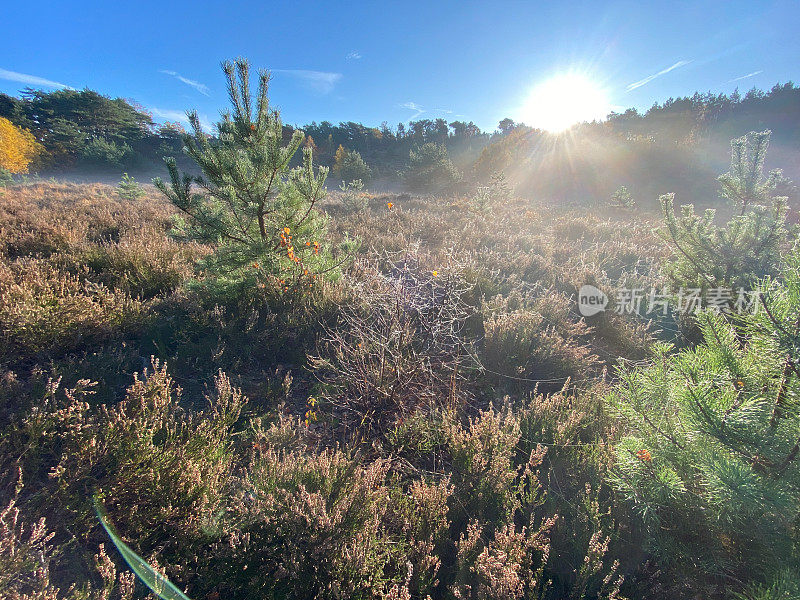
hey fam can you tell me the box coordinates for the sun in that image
[519,73,612,133]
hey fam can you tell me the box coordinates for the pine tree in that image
[338,178,367,211]
[609,185,636,210]
[659,131,788,293]
[403,142,461,193]
[155,59,355,292]
[608,245,800,593]
[333,146,372,182]
[718,131,784,215]
[117,172,145,201]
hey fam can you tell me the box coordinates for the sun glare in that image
[520,73,612,133]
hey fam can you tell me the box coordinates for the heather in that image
[0,169,661,598]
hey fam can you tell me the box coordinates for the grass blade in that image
[94,496,192,600]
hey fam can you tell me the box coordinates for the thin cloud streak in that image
[728,70,763,83]
[400,101,425,119]
[159,70,210,96]
[400,102,456,121]
[272,69,342,94]
[346,51,362,60]
[626,60,692,92]
[0,68,74,90]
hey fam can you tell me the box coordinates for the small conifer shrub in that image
[155,59,356,292]
[608,245,800,593]
[659,130,789,292]
[338,178,368,211]
[609,185,636,210]
[117,172,146,201]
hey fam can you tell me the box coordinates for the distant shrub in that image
[339,178,368,211]
[482,292,601,392]
[81,136,134,168]
[609,185,636,210]
[333,145,373,182]
[489,170,513,201]
[469,172,511,216]
[470,185,494,215]
[117,172,145,201]
[403,143,461,193]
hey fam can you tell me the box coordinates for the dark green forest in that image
[2,82,798,206]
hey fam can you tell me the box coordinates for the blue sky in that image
[2,0,798,132]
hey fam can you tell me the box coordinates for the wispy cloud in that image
[272,69,342,94]
[728,70,763,83]
[159,70,210,96]
[399,102,455,121]
[400,101,425,119]
[346,51,362,60]
[149,107,214,133]
[626,60,692,92]
[0,68,74,90]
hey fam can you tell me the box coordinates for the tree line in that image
[1,81,798,201]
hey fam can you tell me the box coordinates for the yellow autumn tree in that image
[332,144,346,176]
[0,117,43,174]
